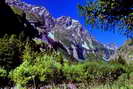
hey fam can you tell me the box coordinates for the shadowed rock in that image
[0,0,39,39]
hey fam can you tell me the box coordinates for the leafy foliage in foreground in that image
[0,35,24,70]
[78,0,133,37]
[0,35,133,89]
[9,47,129,88]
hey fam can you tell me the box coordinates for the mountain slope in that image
[0,0,39,39]
[110,39,133,62]
[6,0,115,61]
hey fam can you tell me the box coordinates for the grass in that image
[11,6,23,15]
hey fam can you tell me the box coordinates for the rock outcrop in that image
[110,40,133,62]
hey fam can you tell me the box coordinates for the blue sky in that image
[23,0,127,47]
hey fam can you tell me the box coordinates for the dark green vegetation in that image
[78,0,133,37]
[0,35,133,89]
[0,35,23,70]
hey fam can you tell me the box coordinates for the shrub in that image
[0,68,7,77]
[9,60,36,86]
[63,63,85,82]
[0,68,10,87]
[7,41,129,88]
[0,35,24,70]
[110,56,128,65]
[10,50,127,87]
[9,48,65,86]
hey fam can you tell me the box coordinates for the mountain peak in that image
[6,0,115,61]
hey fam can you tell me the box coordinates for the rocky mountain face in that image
[110,40,133,62]
[5,0,115,61]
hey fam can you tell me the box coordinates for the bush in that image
[0,68,7,77]
[110,56,128,65]
[9,48,65,86]
[6,40,130,88]
[0,35,24,70]
[9,48,127,87]
[63,63,85,82]
[0,68,10,87]
[9,60,36,86]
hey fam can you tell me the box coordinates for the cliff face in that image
[5,0,115,61]
[110,40,133,62]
